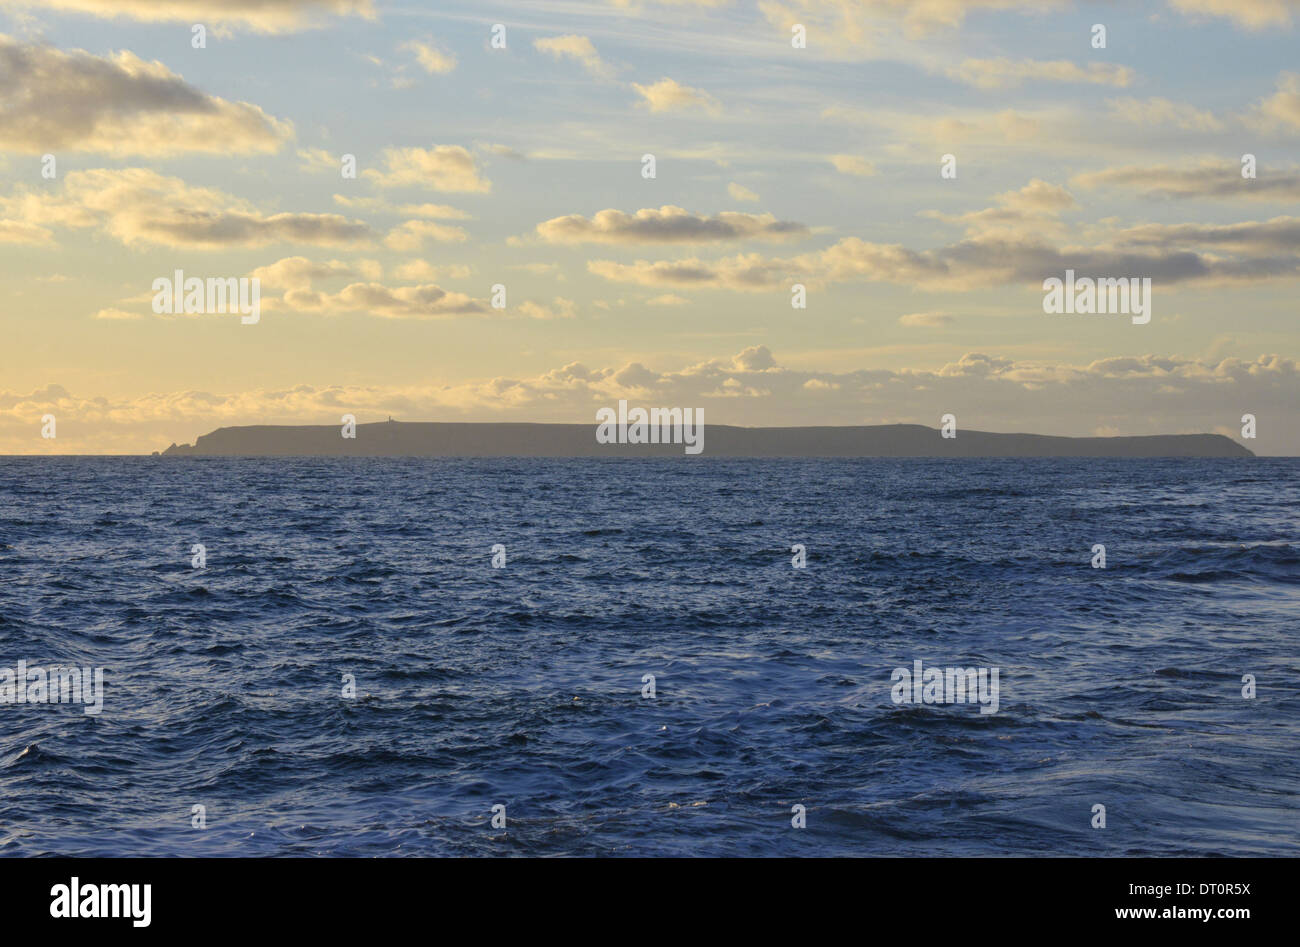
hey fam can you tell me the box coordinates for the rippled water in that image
[1,457,1296,856]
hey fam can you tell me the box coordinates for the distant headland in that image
[157,421,1254,458]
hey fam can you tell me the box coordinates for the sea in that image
[0,456,1296,856]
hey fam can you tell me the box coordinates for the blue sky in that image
[0,0,1297,452]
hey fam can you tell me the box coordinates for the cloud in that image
[824,104,1054,148]
[948,58,1134,89]
[632,77,720,113]
[1111,216,1300,255]
[0,0,375,33]
[401,38,457,74]
[588,253,795,290]
[92,307,142,320]
[898,312,953,327]
[10,346,1294,453]
[363,145,491,192]
[1167,0,1297,29]
[384,219,469,251]
[1249,72,1300,132]
[533,35,612,77]
[0,168,373,249]
[392,260,471,281]
[0,219,52,243]
[399,203,472,219]
[828,154,877,176]
[1107,97,1224,131]
[759,0,1281,57]
[475,142,526,160]
[534,206,809,244]
[646,293,689,305]
[278,282,487,319]
[608,0,729,6]
[759,0,1066,47]
[588,180,1300,292]
[732,344,777,370]
[515,297,577,319]
[727,182,760,202]
[1073,160,1300,201]
[330,195,472,219]
[510,262,560,276]
[298,148,340,173]
[0,36,292,156]
[249,256,366,290]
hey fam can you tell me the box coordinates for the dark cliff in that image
[159,422,1254,458]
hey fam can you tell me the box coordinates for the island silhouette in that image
[158,422,1254,458]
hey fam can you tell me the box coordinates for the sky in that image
[0,0,1297,454]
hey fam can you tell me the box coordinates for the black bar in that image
[0,856,1277,933]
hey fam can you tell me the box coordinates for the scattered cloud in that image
[898,312,953,327]
[516,297,577,319]
[384,219,469,251]
[362,145,491,192]
[1248,72,1300,132]
[1073,160,1300,200]
[0,168,372,249]
[632,77,720,113]
[277,282,487,318]
[248,256,375,290]
[0,0,375,33]
[533,206,809,244]
[949,58,1134,89]
[533,34,612,77]
[1167,0,1297,29]
[828,154,877,176]
[0,36,291,156]
[392,259,471,281]
[588,179,1300,292]
[9,346,1293,453]
[401,38,456,74]
[1107,97,1224,132]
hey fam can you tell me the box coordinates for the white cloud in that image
[828,154,877,177]
[949,58,1134,89]
[516,297,577,319]
[1073,160,1300,201]
[1107,97,1224,132]
[1249,72,1300,132]
[533,35,612,77]
[0,0,375,33]
[632,77,720,113]
[0,168,372,249]
[363,145,491,192]
[384,219,469,251]
[0,36,291,156]
[898,312,953,327]
[534,206,809,244]
[401,38,457,74]
[1167,0,1297,29]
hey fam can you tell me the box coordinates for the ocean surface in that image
[0,456,1296,857]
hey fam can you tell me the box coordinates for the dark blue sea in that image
[1,457,1297,857]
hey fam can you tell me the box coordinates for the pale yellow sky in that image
[1,0,1297,452]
